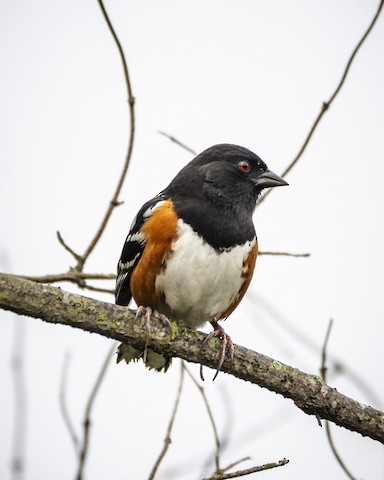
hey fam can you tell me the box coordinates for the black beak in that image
[254,169,288,189]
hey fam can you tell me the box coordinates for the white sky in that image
[1,1,384,479]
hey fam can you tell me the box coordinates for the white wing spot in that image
[143,200,166,218]
[119,252,141,271]
[126,231,145,244]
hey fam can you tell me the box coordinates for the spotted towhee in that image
[115,144,287,378]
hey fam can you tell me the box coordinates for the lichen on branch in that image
[1,272,383,444]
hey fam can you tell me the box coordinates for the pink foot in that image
[135,306,171,362]
[200,319,234,381]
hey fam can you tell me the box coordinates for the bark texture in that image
[1,272,383,444]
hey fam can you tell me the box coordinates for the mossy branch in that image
[1,272,383,444]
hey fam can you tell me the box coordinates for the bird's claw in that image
[200,320,234,381]
[135,306,172,362]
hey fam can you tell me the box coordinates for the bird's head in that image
[193,144,288,211]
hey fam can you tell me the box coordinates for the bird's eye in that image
[238,160,251,172]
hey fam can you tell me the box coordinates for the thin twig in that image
[324,422,357,480]
[320,319,333,381]
[320,320,357,480]
[201,458,289,480]
[79,283,115,295]
[220,457,252,474]
[58,0,135,271]
[183,363,221,472]
[158,131,197,155]
[258,0,384,206]
[148,362,185,480]
[57,231,82,263]
[59,352,80,455]
[22,272,116,284]
[21,271,115,295]
[258,251,310,258]
[75,342,117,480]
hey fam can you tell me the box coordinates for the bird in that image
[115,143,288,379]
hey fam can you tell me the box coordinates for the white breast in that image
[155,219,256,328]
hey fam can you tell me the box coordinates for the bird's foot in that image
[200,319,234,381]
[135,306,171,362]
[135,306,171,327]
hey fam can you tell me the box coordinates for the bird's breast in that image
[155,219,257,328]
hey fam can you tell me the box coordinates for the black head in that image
[163,144,287,214]
[160,144,288,249]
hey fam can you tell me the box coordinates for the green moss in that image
[96,310,113,329]
[314,375,325,385]
[272,360,283,370]
[98,310,109,321]
[0,292,7,302]
[170,321,180,339]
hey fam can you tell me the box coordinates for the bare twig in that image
[320,319,333,381]
[57,231,82,263]
[258,251,310,258]
[320,320,357,480]
[58,0,135,271]
[59,352,80,455]
[220,457,251,473]
[324,422,357,480]
[183,363,221,472]
[78,283,115,295]
[22,272,116,284]
[183,365,260,479]
[191,375,284,480]
[258,0,384,206]
[75,342,117,480]
[201,458,289,480]
[148,362,185,480]
[158,131,197,155]
[21,271,116,295]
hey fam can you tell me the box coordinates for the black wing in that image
[115,196,167,306]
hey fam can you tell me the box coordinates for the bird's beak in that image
[254,169,288,189]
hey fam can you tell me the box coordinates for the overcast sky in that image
[1,1,384,479]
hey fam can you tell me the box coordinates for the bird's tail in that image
[116,343,172,372]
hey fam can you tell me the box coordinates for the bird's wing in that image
[115,196,167,306]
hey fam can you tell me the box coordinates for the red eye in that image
[238,160,251,172]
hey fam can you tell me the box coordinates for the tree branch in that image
[1,272,383,444]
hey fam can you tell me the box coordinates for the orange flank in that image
[220,240,258,319]
[130,200,178,308]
